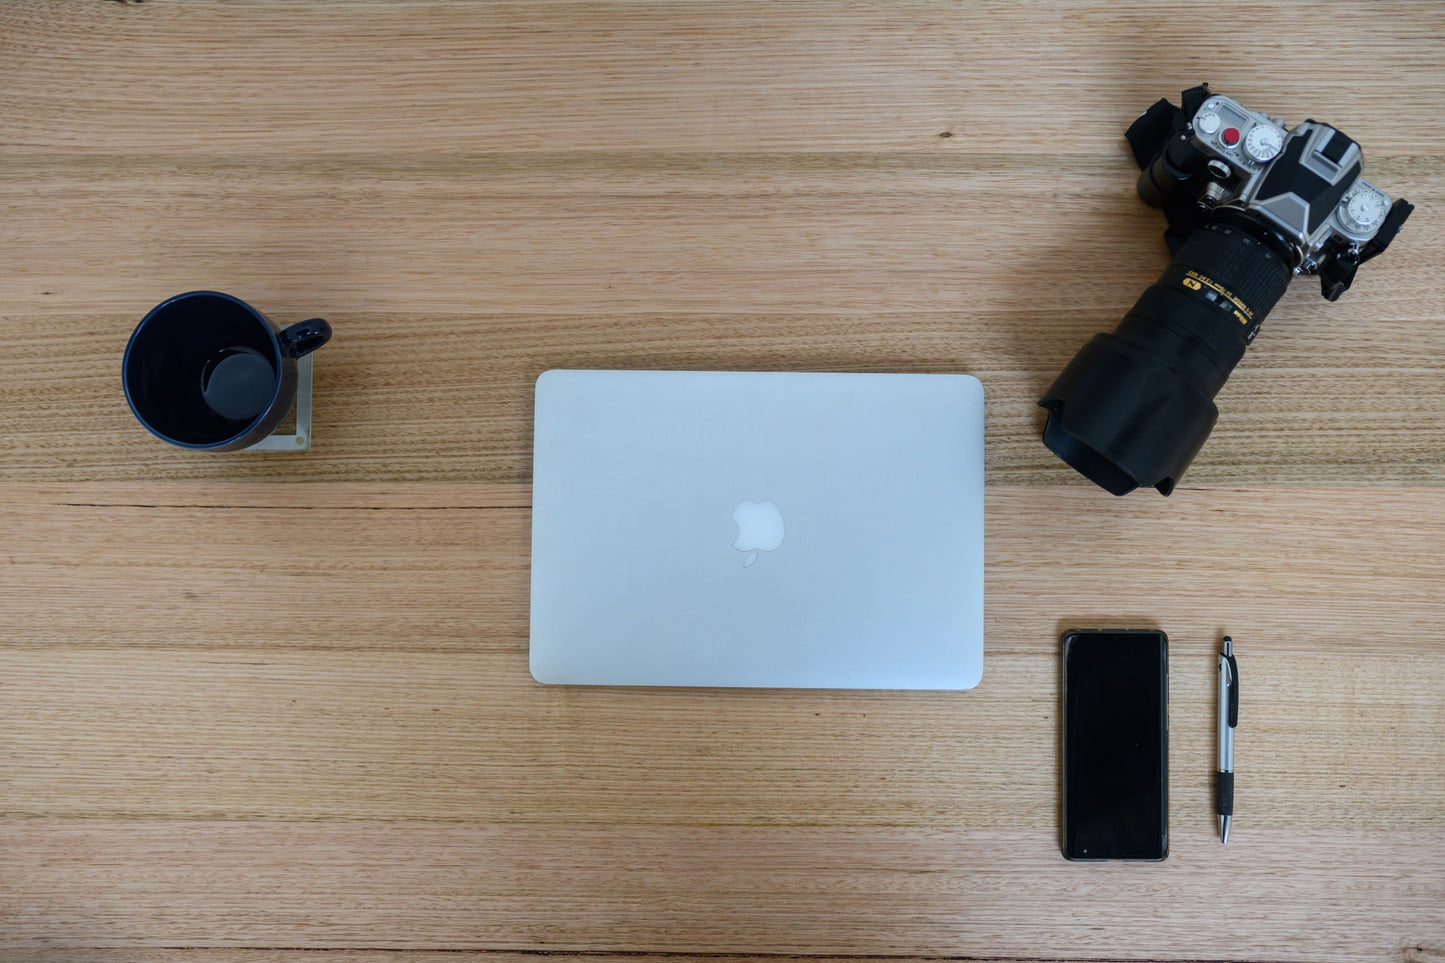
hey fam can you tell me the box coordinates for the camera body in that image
[1038,85,1412,496]
[1134,88,1411,306]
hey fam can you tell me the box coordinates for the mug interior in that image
[123,293,281,446]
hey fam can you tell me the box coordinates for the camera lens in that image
[1038,217,1293,495]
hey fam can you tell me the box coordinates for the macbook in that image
[529,369,984,689]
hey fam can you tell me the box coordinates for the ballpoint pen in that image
[1217,636,1239,843]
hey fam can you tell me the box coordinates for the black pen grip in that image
[1215,770,1234,816]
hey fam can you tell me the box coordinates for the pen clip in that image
[1224,651,1239,728]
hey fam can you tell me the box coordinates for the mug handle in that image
[277,318,333,359]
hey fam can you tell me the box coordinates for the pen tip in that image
[1220,816,1231,844]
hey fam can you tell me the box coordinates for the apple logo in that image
[731,500,785,568]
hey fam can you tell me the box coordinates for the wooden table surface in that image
[2,2,1443,961]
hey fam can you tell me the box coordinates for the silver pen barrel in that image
[1218,637,1234,773]
[1217,636,1236,843]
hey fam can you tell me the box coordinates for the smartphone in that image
[1061,628,1168,861]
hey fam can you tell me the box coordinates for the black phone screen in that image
[1062,629,1168,860]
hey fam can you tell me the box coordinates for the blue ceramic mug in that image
[123,291,332,451]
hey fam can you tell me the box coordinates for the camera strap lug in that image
[1125,83,1212,169]
[1359,199,1415,264]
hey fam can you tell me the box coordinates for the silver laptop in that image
[529,369,984,689]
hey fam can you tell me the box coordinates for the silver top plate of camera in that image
[1188,94,1393,255]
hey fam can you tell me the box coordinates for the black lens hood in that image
[1039,333,1219,496]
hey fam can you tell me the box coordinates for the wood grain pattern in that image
[3,0,1444,960]
[0,955,1085,963]
[2,646,1440,828]
[3,1,1444,156]
[0,956,1102,963]
[3,821,1442,962]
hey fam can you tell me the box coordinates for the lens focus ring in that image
[1119,221,1293,390]
[1177,223,1293,332]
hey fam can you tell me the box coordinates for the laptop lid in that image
[529,369,984,689]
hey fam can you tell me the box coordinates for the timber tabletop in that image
[1,2,1442,962]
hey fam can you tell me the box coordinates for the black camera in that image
[1039,85,1413,495]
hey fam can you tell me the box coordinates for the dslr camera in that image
[1039,84,1413,495]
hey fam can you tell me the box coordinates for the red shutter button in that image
[1221,127,1241,147]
